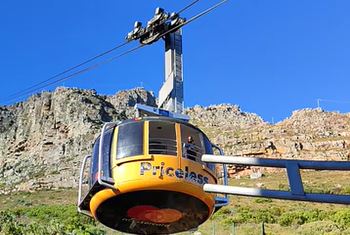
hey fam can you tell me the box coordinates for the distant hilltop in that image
[0,87,349,194]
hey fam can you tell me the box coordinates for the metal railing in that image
[182,143,203,161]
[77,122,119,215]
[211,144,229,208]
[181,142,229,207]
[202,155,350,204]
[77,155,92,216]
[149,138,177,155]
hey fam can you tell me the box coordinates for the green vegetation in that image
[204,200,350,235]
[205,170,350,234]
[0,171,350,234]
[0,190,105,235]
[212,206,350,228]
[0,206,105,235]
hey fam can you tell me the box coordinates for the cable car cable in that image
[5,41,130,101]
[3,0,203,103]
[177,0,202,15]
[5,44,145,104]
[161,0,228,38]
[3,0,228,104]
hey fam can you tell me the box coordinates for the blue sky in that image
[1,0,350,122]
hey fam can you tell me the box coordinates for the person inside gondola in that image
[184,136,197,161]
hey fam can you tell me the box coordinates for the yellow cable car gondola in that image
[78,3,229,233]
[78,116,228,234]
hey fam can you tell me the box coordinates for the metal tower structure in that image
[126,8,188,121]
[160,30,184,113]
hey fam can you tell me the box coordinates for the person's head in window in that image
[187,136,194,144]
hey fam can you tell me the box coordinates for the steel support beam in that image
[202,154,350,204]
[159,30,184,113]
[204,184,350,204]
[202,155,350,170]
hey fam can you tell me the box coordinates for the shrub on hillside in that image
[332,209,350,228]
[296,221,343,235]
[0,205,105,235]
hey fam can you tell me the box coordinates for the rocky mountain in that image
[0,87,155,193]
[0,87,349,193]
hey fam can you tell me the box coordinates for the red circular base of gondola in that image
[95,190,210,234]
[127,205,183,224]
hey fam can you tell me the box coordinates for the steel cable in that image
[3,0,228,104]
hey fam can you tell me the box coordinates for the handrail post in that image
[286,162,304,196]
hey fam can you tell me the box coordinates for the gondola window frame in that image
[116,121,144,159]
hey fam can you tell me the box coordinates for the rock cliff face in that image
[0,87,349,193]
[189,106,349,156]
[0,87,155,193]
